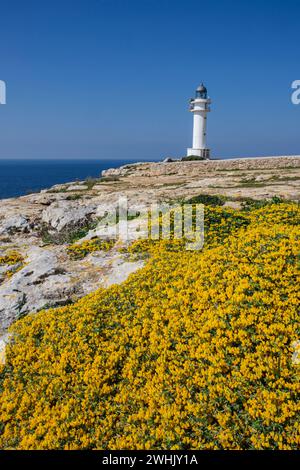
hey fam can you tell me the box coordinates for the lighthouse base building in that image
[187,148,210,159]
[187,83,211,159]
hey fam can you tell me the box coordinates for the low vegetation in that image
[0,250,24,266]
[181,155,206,161]
[84,178,101,190]
[186,193,226,206]
[0,202,299,449]
[39,220,99,245]
[67,238,116,260]
[0,250,24,282]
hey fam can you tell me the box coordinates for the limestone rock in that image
[0,215,30,235]
[0,247,71,333]
[42,201,96,231]
[67,185,88,191]
[86,252,145,287]
[103,256,145,286]
[223,200,243,210]
[26,193,65,205]
[0,334,10,365]
[292,340,300,365]
[0,242,145,335]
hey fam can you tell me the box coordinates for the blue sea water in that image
[0,159,141,199]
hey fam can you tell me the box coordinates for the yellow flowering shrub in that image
[121,205,250,257]
[0,250,24,266]
[67,238,115,259]
[0,203,299,449]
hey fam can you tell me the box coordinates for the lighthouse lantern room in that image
[187,83,211,159]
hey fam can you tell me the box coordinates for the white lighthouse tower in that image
[187,83,211,159]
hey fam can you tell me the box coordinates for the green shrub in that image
[186,194,226,207]
[241,196,288,211]
[181,155,206,161]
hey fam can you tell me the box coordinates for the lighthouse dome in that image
[197,83,207,92]
[196,83,207,98]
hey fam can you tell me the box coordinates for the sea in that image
[0,159,144,199]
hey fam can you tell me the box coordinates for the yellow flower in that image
[0,202,299,450]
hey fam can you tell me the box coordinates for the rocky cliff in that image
[0,156,299,345]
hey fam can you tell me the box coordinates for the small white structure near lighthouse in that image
[187,83,211,159]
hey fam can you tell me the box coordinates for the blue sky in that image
[0,0,299,160]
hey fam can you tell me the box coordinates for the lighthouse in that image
[187,83,211,159]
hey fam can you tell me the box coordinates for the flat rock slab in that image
[67,185,89,191]
[0,247,64,333]
[0,214,30,234]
